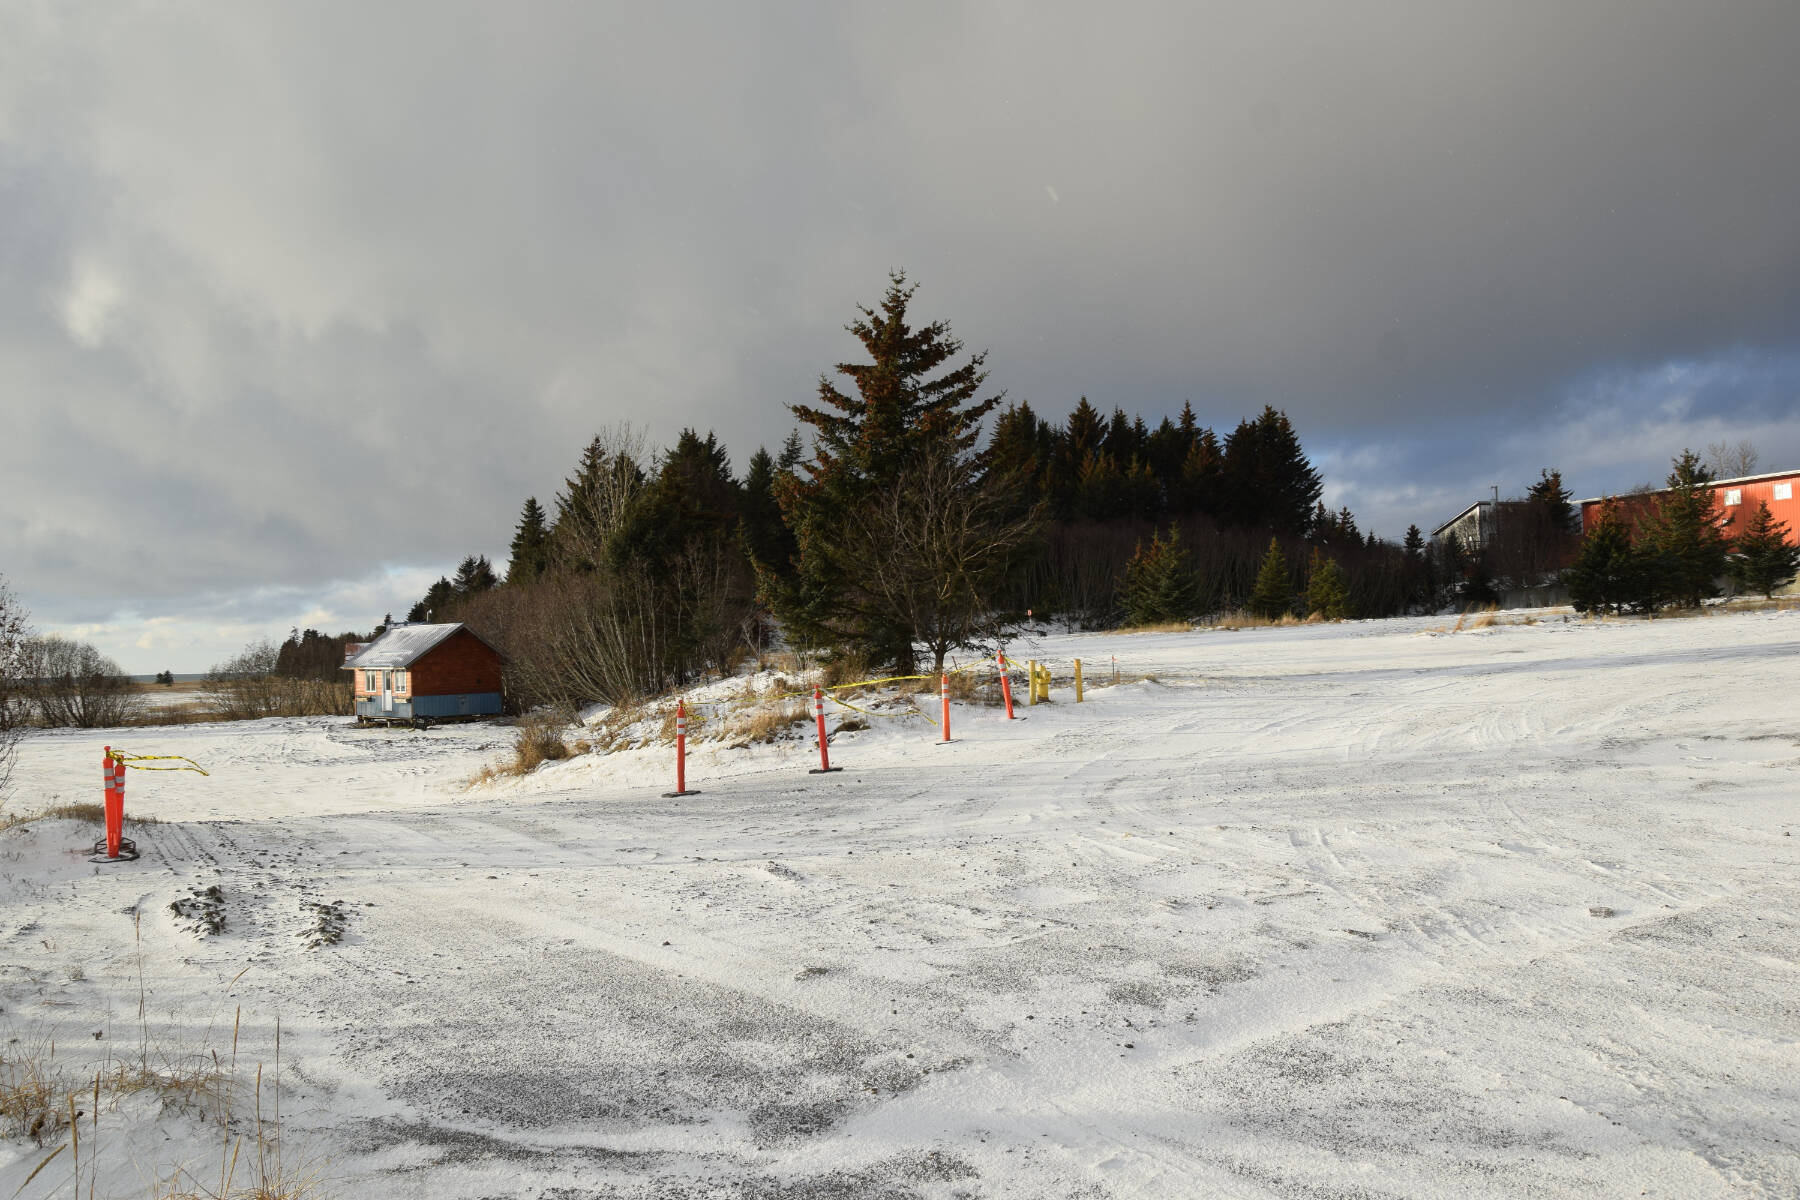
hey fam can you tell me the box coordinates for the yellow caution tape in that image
[112,752,209,776]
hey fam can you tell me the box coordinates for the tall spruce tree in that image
[453,555,499,597]
[739,447,794,573]
[1644,450,1730,608]
[1566,503,1653,614]
[1248,538,1292,619]
[1728,501,1799,598]
[1526,468,1579,534]
[1220,407,1322,535]
[507,497,552,584]
[774,273,1004,670]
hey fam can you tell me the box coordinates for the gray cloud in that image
[3,2,1799,668]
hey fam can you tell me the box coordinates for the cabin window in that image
[1724,488,1742,506]
[364,670,380,692]
[1776,483,1793,501]
[393,670,408,692]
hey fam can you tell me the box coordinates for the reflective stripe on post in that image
[662,700,700,797]
[105,752,124,858]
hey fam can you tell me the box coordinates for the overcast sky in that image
[4,2,1799,672]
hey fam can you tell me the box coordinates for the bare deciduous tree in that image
[0,577,33,796]
[203,639,351,720]
[25,635,142,728]
[1704,439,1758,480]
[838,448,1043,673]
[552,423,651,572]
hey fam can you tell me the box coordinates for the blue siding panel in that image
[410,693,503,718]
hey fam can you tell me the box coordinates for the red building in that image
[342,622,504,726]
[1580,468,1800,543]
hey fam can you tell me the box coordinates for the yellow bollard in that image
[1074,658,1083,702]
[1027,660,1038,705]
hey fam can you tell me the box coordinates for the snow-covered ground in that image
[2,609,1797,1198]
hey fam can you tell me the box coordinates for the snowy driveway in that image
[3,611,1798,1197]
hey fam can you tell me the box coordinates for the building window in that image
[1776,482,1793,501]
[1724,489,1742,506]
[364,670,380,692]
[393,670,408,692]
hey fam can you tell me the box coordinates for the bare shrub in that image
[203,641,352,720]
[24,635,142,727]
[0,575,31,797]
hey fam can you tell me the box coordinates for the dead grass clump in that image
[1118,620,1194,634]
[821,651,871,689]
[1467,611,1498,630]
[471,712,574,782]
[0,1041,67,1144]
[1209,610,1303,630]
[728,699,809,746]
[0,801,164,833]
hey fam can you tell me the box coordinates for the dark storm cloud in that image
[3,2,1799,667]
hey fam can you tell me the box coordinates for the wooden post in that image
[1074,658,1083,702]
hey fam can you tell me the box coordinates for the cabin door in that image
[381,672,393,713]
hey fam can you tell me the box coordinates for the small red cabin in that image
[343,622,503,725]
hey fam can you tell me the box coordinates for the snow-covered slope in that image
[3,610,1797,1197]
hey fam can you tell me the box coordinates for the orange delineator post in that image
[809,687,841,774]
[940,674,952,742]
[998,653,1015,719]
[102,746,123,858]
[662,700,700,797]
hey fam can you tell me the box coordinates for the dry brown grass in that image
[726,699,809,746]
[470,712,575,784]
[820,651,872,688]
[0,800,164,833]
[1208,610,1305,630]
[1118,619,1195,634]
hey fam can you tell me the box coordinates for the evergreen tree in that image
[1304,547,1350,620]
[1171,428,1223,517]
[1248,538,1293,619]
[1643,449,1730,608]
[1220,407,1322,535]
[1121,527,1199,625]
[552,433,648,571]
[1525,468,1579,534]
[776,430,806,473]
[739,447,794,572]
[775,272,1005,670]
[507,497,552,584]
[1050,397,1108,519]
[983,401,1054,518]
[454,554,499,597]
[407,579,453,623]
[1728,501,1799,598]
[1567,503,1658,614]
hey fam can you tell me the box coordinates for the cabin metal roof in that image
[343,623,493,669]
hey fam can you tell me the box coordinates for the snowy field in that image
[2,610,1797,1198]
